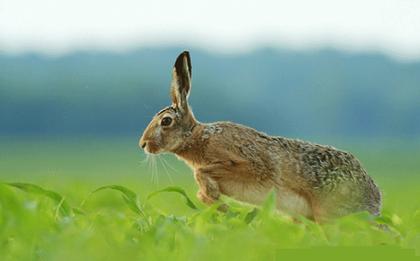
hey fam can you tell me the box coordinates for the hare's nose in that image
[139,137,147,149]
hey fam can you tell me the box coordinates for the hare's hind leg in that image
[276,186,313,219]
[311,195,365,222]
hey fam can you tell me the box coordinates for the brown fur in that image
[139,51,382,222]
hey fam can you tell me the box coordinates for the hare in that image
[139,51,381,222]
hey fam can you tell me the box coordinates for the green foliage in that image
[0,140,419,260]
[4,182,73,217]
[0,180,419,260]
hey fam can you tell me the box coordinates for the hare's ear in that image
[170,51,192,112]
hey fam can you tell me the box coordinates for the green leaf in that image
[259,190,277,218]
[4,182,73,217]
[88,185,144,216]
[244,208,259,224]
[72,207,86,215]
[147,186,198,210]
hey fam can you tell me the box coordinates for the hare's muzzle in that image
[139,140,159,154]
[139,135,158,154]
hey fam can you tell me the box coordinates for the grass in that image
[0,138,419,260]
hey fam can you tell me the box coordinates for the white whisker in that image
[151,154,159,186]
[147,154,157,186]
[160,155,181,176]
[138,153,149,165]
[158,155,174,184]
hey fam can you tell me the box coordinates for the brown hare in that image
[139,51,381,222]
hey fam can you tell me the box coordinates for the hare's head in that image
[139,51,197,154]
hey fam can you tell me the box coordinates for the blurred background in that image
[0,0,419,200]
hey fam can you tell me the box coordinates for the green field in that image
[1,138,419,260]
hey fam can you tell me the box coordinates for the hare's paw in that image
[196,190,215,205]
[197,190,229,212]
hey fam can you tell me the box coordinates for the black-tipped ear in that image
[171,51,192,111]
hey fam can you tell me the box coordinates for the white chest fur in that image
[219,180,312,218]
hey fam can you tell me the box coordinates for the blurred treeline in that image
[1,47,419,140]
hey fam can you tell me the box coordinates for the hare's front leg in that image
[194,169,221,205]
[194,166,230,212]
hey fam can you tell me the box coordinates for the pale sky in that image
[1,0,420,60]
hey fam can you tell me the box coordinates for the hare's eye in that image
[161,117,172,126]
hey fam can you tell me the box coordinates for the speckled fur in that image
[140,51,382,222]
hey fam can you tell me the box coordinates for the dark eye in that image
[161,117,172,126]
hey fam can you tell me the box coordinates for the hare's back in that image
[295,141,368,187]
